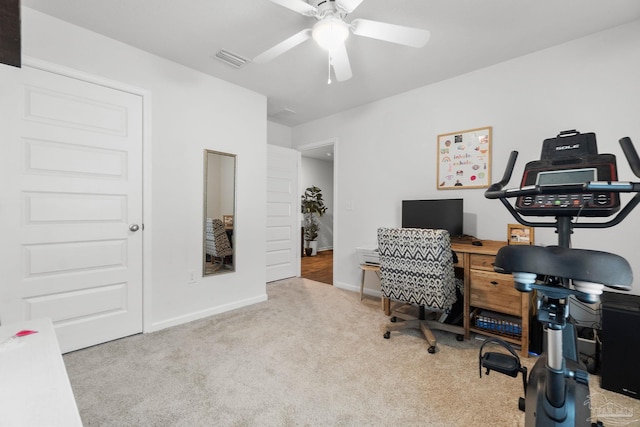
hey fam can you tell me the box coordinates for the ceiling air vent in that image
[268,107,297,119]
[215,49,249,68]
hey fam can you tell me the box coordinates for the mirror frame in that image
[203,149,237,276]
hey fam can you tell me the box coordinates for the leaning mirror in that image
[203,150,236,276]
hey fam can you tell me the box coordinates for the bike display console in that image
[515,130,620,217]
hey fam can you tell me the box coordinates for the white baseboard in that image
[148,293,268,332]
[334,281,382,298]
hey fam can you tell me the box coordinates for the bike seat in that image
[494,245,632,291]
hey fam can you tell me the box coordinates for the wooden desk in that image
[376,239,531,356]
[452,239,531,357]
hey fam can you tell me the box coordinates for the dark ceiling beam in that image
[0,0,21,68]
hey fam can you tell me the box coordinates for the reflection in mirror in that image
[203,150,236,276]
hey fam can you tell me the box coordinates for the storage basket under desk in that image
[472,309,523,339]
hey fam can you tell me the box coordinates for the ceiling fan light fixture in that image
[312,18,349,50]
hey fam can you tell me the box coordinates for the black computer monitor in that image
[401,198,464,237]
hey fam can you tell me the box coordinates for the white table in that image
[0,318,82,426]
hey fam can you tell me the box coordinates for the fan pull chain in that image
[327,52,332,85]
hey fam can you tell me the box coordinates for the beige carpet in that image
[63,278,640,426]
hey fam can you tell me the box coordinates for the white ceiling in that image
[23,0,640,127]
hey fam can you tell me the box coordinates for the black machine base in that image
[524,355,593,427]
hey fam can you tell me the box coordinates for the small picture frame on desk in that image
[507,224,534,245]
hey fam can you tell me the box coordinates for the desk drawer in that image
[470,254,496,271]
[469,270,521,316]
[453,251,464,268]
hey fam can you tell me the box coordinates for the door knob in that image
[129,224,140,232]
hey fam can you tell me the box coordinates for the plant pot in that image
[304,240,319,256]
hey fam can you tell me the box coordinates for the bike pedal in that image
[481,351,521,378]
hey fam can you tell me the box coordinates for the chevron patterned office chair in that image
[377,227,463,353]
[206,218,233,270]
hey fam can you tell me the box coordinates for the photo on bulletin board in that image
[437,126,492,189]
[508,224,535,245]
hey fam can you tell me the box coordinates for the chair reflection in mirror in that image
[205,218,233,271]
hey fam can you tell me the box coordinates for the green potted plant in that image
[301,185,327,256]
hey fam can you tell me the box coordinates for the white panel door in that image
[0,65,143,353]
[266,145,300,282]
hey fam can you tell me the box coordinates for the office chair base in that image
[383,303,465,353]
[383,309,444,354]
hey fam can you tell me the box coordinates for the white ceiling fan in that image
[253,0,430,83]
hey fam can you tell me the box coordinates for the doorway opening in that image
[298,138,336,285]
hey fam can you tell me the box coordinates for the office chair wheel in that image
[390,316,397,323]
[428,346,436,354]
[456,334,463,341]
[518,397,525,412]
[383,331,391,339]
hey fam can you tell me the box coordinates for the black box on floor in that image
[529,317,544,355]
[600,291,640,400]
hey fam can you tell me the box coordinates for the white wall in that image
[300,157,334,251]
[267,121,293,147]
[293,20,640,296]
[19,8,268,331]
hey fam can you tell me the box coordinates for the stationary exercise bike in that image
[479,130,640,426]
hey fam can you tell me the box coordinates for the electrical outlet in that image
[346,200,355,211]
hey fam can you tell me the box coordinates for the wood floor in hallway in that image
[301,250,333,285]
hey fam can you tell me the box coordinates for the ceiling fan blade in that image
[269,0,317,16]
[330,44,352,82]
[351,18,430,48]
[336,0,365,13]
[253,29,312,63]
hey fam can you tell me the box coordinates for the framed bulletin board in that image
[437,126,492,189]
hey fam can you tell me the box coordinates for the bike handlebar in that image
[620,136,640,177]
[484,137,640,230]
